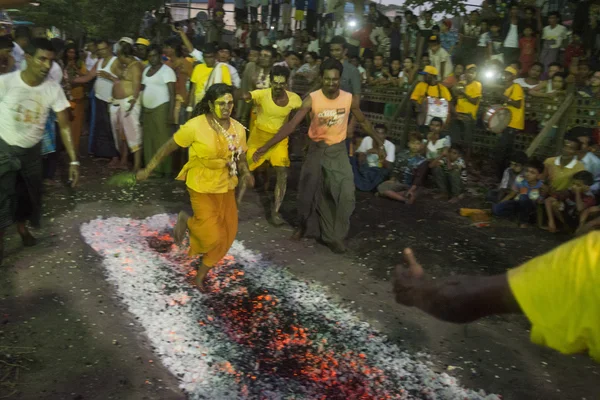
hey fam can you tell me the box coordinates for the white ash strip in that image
[81,214,500,400]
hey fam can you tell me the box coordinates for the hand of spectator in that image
[98,71,116,81]
[393,248,425,307]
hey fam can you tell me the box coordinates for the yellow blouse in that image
[173,115,248,193]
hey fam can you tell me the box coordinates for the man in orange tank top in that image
[253,59,383,253]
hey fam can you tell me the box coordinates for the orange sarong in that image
[187,188,238,266]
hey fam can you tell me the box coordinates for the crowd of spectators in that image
[1,0,599,233]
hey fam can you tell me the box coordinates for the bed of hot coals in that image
[81,214,500,400]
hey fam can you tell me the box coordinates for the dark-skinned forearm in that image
[237,153,251,176]
[413,275,519,323]
[146,138,180,173]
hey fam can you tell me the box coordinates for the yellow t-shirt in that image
[173,115,248,194]
[508,232,600,362]
[190,64,232,96]
[410,82,452,104]
[544,156,586,191]
[250,89,303,134]
[456,80,482,118]
[504,83,525,130]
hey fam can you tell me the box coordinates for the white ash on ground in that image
[80,214,500,400]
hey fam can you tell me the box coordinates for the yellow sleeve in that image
[442,85,452,101]
[250,89,264,104]
[410,83,426,103]
[467,82,482,98]
[290,92,303,109]
[222,65,232,85]
[507,232,600,362]
[173,119,197,148]
[190,65,201,84]
[235,120,248,152]
[506,84,524,101]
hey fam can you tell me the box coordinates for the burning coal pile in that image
[81,214,500,400]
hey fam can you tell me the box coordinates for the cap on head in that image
[136,38,150,47]
[119,37,134,45]
[419,65,439,76]
[504,66,518,76]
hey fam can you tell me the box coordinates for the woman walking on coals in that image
[137,84,254,288]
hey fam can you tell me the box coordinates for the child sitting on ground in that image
[377,133,427,204]
[492,159,545,228]
[546,170,596,233]
[487,151,528,203]
[431,143,468,203]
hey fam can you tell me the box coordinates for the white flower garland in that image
[207,116,247,177]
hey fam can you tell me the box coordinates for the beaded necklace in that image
[207,115,247,177]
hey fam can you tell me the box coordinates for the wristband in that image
[70,161,80,166]
[186,106,193,112]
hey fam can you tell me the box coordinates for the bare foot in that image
[19,229,37,247]
[107,157,119,167]
[519,223,529,229]
[193,264,211,290]
[291,228,304,241]
[448,197,460,204]
[271,210,285,226]
[173,211,190,245]
[546,224,558,233]
[326,240,346,254]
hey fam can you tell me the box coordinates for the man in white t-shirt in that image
[0,38,79,264]
[540,12,567,71]
[427,36,452,81]
[353,124,396,192]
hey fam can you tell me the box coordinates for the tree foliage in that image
[400,0,471,18]
[18,0,163,39]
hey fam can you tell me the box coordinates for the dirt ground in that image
[0,153,598,400]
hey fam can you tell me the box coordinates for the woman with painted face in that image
[137,84,254,288]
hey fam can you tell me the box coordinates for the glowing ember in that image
[81,214,500,400]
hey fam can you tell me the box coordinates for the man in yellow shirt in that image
[392,231,600,363]
[187,44,232,115]
[451,64,481,159]
[240,65,302,225]
[410,65,452,131]
[494,66,525,180]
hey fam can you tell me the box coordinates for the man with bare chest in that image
[103,41,144,170]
